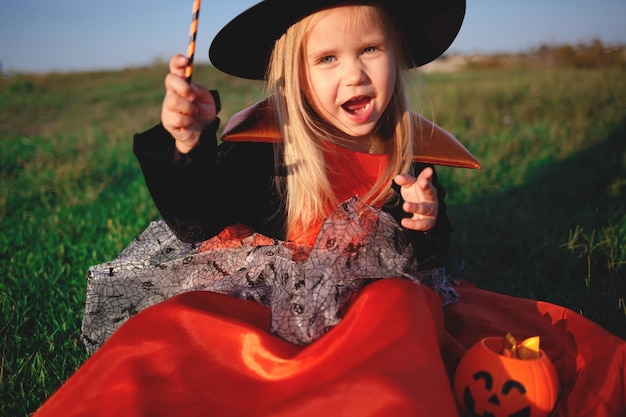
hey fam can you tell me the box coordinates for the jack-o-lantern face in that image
[463,370,530,417]
[453,337,559,417]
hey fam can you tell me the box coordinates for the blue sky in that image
[1,0,625,74]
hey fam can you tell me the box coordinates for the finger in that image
[394,174,418,203]
[394,173,416,187]
[162,108,195,132]
[400,216,436,231]
[165,73,196,102]
[162,94,198,131]
[169,54,191,77]
[417,166,433,180]
[395,173,434,206]
[163,90,197,116]
[417,166,433,186]
[416,168,438,202]
[403,201,438,218]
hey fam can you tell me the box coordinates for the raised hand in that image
[393,167,438,231]
[161,54,218,153]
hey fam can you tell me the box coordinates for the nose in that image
[343,59,367,86]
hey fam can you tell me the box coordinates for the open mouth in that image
[342,96,372,115]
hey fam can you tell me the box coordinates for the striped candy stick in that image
[185,0,201,83]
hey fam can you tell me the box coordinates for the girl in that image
[35,1,478,415]
[33,1,626,416]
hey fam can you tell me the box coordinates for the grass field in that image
[1,63,625,416]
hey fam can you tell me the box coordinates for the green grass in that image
[1,64,625,416]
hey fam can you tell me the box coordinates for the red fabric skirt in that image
[34,280,625,417]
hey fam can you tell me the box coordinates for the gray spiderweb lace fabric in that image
[82,196,458,353]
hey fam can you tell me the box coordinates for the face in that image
[303,6,396,140]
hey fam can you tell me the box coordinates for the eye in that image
[363,46,378,54]
[501,380,527,395]
[318,55,335,64]
[472,371,493,390]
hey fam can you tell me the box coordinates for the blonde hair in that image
[266,4,418,240]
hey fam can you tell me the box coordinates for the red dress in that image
[34,281,626,417]
[33,138,626,417]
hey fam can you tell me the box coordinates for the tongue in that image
[344,97,369,113]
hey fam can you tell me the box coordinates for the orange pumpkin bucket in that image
[453,335,560,417]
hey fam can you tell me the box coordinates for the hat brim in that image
[209,0,466,80]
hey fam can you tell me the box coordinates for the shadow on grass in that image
[447,119,626,339]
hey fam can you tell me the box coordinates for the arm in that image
[134,124,284,243]
[133,121,221,242]
[133,55,286,243]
